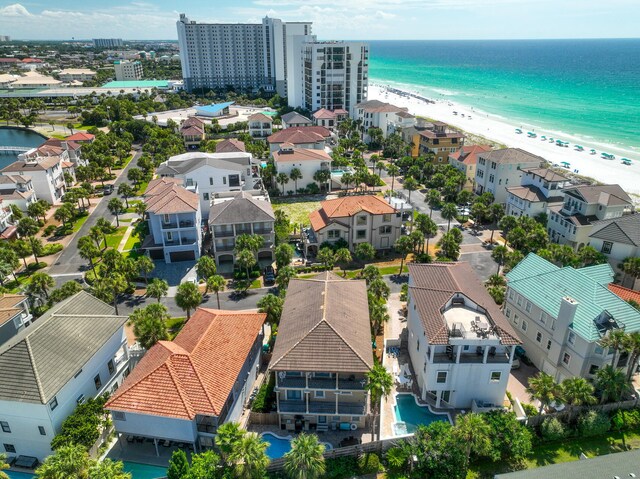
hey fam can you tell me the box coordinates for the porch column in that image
[335,394,339,415]
[429,345,435,363]
[153,438,159,457]
[509,346,516,362]
[483,347,489,364]
[455,345,462,363]
[117,433,123,450]
[306,392,309,414]
[436,391,441,408]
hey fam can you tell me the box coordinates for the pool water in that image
[6,472,35,479]
[121,461,167,479]
[393,393,450,435]
[261,432,332,459]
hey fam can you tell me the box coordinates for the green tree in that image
[561,376,596,420]
[127,167,143,187]
[88,459,132,479]
[146,278,168,303]
[29,271,55,300]
[361,264,382,284]
[488,203,504,244]
[368,277,390,301]
[526,372,562,414]
[600,329,627,367]
[414,213,438,254]
[49,281,83,305]
[289,167,303,194]
[441,202,458,232]
[196,255,217,282]
[167,449,190,479]
[275,243,294,270]
[491,244,508,275]
[498,215,517,245]
[257,293,284,325]
[136,255,154,284]
[276,265,297,290]
[107,198,124,227]
[386,163,400,196]
[235,248,257,279]
[621,257,640,289]
[622,332,640,381]
[175,281,202,320]
[117,183,135,208]
[129,303,170,349]
[317,247,335,270]
[334,247,352,277]
[216,422,245,466]
[427,189,441,218]
[17,216,39,238]
[366,363,394,440]
[229,433,270,479]
[187,451,221,479]
[394,235,413,276]
[437,231,461,260]
[27,200,49,223]
[36,444,91,479]
[595,364,629,404]
[354,242,375,272]
[0,453,9,479]
[313,169,331,192]
[284,433,326,479]
[482,410,532,465]
[93,273,128,315]
[276,172,290,194]
[206,275,226,308]
[453,413,491,472]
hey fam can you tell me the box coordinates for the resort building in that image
[176,14,311,95]
[0,292,129,462]
[157,152,260,217]
[415,122,465,164]
[272,145,332,192]
[312,108,348,131]
[142,178,202,263]
[247,113,274,139]
[270,272,373,432]
[215,139,246,154]
[448,145,492,191]
[0,175,37,212]
[93,38,123,48]
[547,184,633,250]
[505,167,568,218]
[179,117,206,149]
[9,73,61,89]
[114,60,143,81]
[505,253,640,382]
[353,100,414,142]
[1,152,67,205]
[194,102,234,118]
[305,195,401,255]
[281,112,312,129]
[0,294,31,345]
[107,309,266,453]
[267,126,332,153]
[407,263,520,410]
[58,69,97,82]
[0,200,16,240]
[588,213,640,279]
[473,148,544,204]
[209,192,275,268]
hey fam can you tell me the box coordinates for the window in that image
[517,295,522,307]
[417,339,420,352]
[595,345,604,355]
[0,422,10,433]
[601,241,613,254]
[203,192,210,200]
[436,371,447,383]
[108,360,115,375]
[163,214,170,224]
[521,320,528,332]
[113,411,126,421]
[356,230,366,240]
[209,177,213,185]
[356,215,367,225]
[3,444,15,454]
[490,371,501,382]
[314,391,325,399]
[589,364,599,375]
[318,416,327,424]
[513,314,519,325]
[50,397,58,411]
[562,352,571,365]
[38,426,46,436]
[536,331,543,343]
[383,214,391,222]
[505,308,511,318]
[540,311,548,325]
[286,390,302,400]
[327,230,340,239]
[379,225,392,234]
[223,177,227,185]
[525,301,532,313]
[94,374,102,390]
[567,331,576,346]
[508,289,514,300]
[166,231,173,242]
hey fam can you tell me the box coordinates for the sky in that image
[0,0,639,41]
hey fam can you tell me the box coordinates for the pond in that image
[0,127,47,166]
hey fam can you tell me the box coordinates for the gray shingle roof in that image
[478,148,545,165]
[281,112,312,124]
[269,272,374,373]
[563,184,632,206]
[589,213,640,246]
[156,152,251,176]
[209,192,275,225]
[0,291,126,404]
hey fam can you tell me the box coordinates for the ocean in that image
[368,39,640,153]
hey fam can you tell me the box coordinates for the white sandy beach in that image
[368,84,640,201]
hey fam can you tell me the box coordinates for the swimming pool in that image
[6,472,35,479]
[121,461,167,479]
[393,393,451,435]
[261,432,332,459]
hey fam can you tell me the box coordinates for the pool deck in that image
[248,424,372,448]
[105,437,191,467]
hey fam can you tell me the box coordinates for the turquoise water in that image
[369,39,640,153]
[121,461,167,479]
[6,472,35,479]
[0,127,46,166]
[393,394,450,435]
[262,432,332,459]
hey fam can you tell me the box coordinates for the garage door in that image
[170,250,196,262]
[149,249,163,260]
[218,254,234,264]
[258,251,273,260]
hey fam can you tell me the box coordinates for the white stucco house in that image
[272,145,332,193]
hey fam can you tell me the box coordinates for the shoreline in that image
[368,83,640,200]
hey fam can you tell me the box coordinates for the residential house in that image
[588,213,640,280]
[58,69,97,82]
[209,192,275,268]
[505,253,640,382]
[312,108,348,131]
[305,195,401,255]
[215,139,246,154]
[157,152,259,217]
[0,175,37,211]
[354,100,415,142]
[267,126,332,153]
[106,309,265,452]
[416,122,465,163]
[0,291,129,462]
[0,200,16,240]
[407,263,520,409]
[179,117,206,149]
[505,167,568,218]
[41,138,87,167]
[281,112,312,129]
[247,113,273,139]
[270,272,373,432]
[65,132,95,144]
[142,178,202,263]
[272,145,332,193]
[0,294,32,345]
[1,152,67,205]
[548,184,633,249]
[474,148,544,204]
[448,145,492,191]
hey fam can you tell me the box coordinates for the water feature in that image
[393,393,451,435]
[6,472,35,479]
[261,432,333,459]
[121,461,167,479]
[0,127,47,166]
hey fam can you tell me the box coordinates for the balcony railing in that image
[278,376,306,388]
[215,244,235,252]
[338,378,367,390]
[253,228,273,235]
[308,401,337,414]
[165,238,196,246]
[338,402,366,415]
[161,222,178,230]
[279,400,306,413]
[213,230,234,238]
[196,423,216,434]
[235,228,252,235]
[308,377,336,389]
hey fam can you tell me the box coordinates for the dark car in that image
[103,184,114,195]
[264,266,275,285]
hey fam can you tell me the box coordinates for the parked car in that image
[511,358,521,370]
[103,184,114,195]
[264,266,275,285]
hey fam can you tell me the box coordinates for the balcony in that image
[278,376,306,388]
[215,244,235,252]
[308,377,336,389]
[338,378,366,390]
[213,229,234,238]
[235,228,252,235]
[165,237,196,246]
[338,402,366,415]
[253,228,273,235]
[279,400,307,413]
[308,401,337,414]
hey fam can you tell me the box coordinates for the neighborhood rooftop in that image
[209,191,275,224]
[144,177,199,214]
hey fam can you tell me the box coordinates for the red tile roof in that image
[608,284,640,305]
[449,144,492,166]
[215,139,246,153]
[43,138,82,151]
[272,148,332,163]
[310,195,395,231]
[144,178,199,214]
[106,309,265,419]
[66,132,95,142]
[268,126,331,145]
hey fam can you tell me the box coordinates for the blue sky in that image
[0,0,639,40]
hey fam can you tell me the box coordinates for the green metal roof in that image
[506,253,640,342]
[100,80,169,89]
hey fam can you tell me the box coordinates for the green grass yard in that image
[271,197,322,227]
[105,226,127,249]
[165,316,187,339]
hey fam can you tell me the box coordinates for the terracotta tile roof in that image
[215,139,246,153]
[248,112,273,122]
[1,156,62,172]
[65,132,95,142]
[27,144,64,157]
[106,309,265,419]
[409,263,521,345]
[272,148,332,163]
[270,273,374,373]
[43,138,82,151]
[312,108,336,120]
[310,196,396,231]
[449,144,492,166]
[144,178,199,214]
[608,284,640,304]
[268,126,331,145]
[0,294,26,327]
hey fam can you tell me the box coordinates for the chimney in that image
[552,296,579,344]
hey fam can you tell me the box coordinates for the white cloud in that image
[0,3,32,17]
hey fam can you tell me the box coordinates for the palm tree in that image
[365,363,393,440]
[453,413,491,472]
[334,247,352,277]
[488,203,504,244]
[36,444,90,479]
[216,422,245,466]
[129,303,170,349]
[595,364,629,404]
[561,377,596,420]
[600,329,627,367]
[78,235,101,277]
[622,332,640,381]
[146,278,168,303]
[427,189,441,218]
[108,198,124,227]
[368,277,391,301]
[441,202,458,232]
[403,176,418,204]
[526,372,562,414]
[257,293,284,325]
[276,172,290,194]
[386,164,400,196]
[0,453,9,479]
[313,169,331,192]
[175,281,202,320]
[137,255,155,284]
[340,172,354,191]
[491,245,508,275]
[196,255,217,282]
[96,217,114,245]
[414,213,437,254]
[88,458,131,479]
[29,271,55,300]
[275,265,297,290]
[284,433,326,479]
[229,433,270,479]
[394,236,413,276]
[621,257,640,289]
[207,275,226,308]
[289,167,303,194]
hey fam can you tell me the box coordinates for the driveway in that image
[507,361,540,406]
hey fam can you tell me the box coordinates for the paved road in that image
[47,151,141,282]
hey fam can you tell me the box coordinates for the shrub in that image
[521,403,538,417]
[306,183,320,194]
[578,411,610,437]
[385,446,409,472]
[400,283,409,302]
[51,396,109,450]
[251,374,275,413]
[44,225,57,236]
[41,243,63,256]
[413,253,432,264]
[540,417,570,441]
[324,457,358,479]
[358,453,383,474]
[26,261,47,272]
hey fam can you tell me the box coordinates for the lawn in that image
[105,226,128,249]
[271,197,322,226]
[72,214,90,233]
[124,200,142,214]
[166,317,186,340]
[113,155,134,170]
[135,180,150,196]
[123,221,148,251]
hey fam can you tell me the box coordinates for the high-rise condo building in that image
[176,14,311,95]
[93,38,123,48]
[114,60,143,81]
